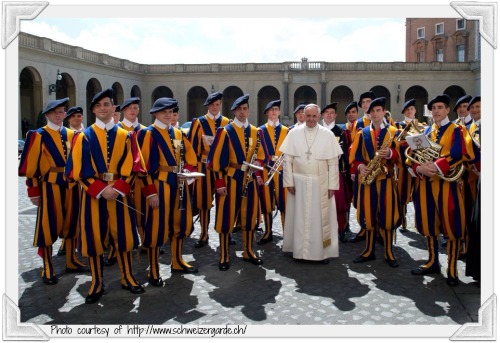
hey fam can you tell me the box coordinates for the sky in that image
[20,18,406,64]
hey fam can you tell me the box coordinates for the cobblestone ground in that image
[16,177,480,327]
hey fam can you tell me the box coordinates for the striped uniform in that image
[138,125,197,275]
[408,121,475,280]
[19,126,83,278]
[188,114,230,242]
[117,121,147,245]
[258,122,289,241]
[66,124,144,293]
[207,123,266,264]
[349,125,401,262]
[394,120,418,230]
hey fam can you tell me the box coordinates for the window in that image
[417,27,425,39]
[457,44,465,62]
[457,19,466,30]
[436,22,444,35]
[436,48,444,62]
[417,51,425,62]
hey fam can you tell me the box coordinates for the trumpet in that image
[264,154,285,186]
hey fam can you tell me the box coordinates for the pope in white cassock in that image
[279,104,343,261]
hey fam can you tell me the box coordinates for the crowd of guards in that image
[19,87,481,304]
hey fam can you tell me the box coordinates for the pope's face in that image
[305,107,320,128]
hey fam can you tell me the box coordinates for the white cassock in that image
[279,124,343,260]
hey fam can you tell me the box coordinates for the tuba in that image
[360,131,394,185]
[404,129,464,182]
[264,153,285,186]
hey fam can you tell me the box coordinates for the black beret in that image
[42,97,69,115]
[367,97,386,113]
[344,101,358,115]
[120,97,140,112]
[358,91,376,107]
[293,104,306,114]
[401,98,416,114]
[203,91,223,106]
[453,95,472,112]
[230,94,249,111]
[427,94,450,110]
[467,96,481,111]
[115,105,121,112]
[321,102,338,114]
[150,97,178,114]
[173,106,179,113]
[263,99,281,114]
[65,106,83,118]
[90,88,113,110]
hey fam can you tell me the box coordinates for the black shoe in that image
[194,240,208,248]
[42,275,58,285]
[399,227,409,233]
[257,235,273,245]
[85,290,103,304]
[447,276,459,287]
[349,234,366,243]
[104,257,117,267]
[440,237,448,247]
[243,256,264,265]
[122,284,145,294]
[171,266,199,274]
[338,232,349,243]
[218,262,230,271]
[57,249,66,256]
[255,225,263,232]
[229,238,236,245]
[321,259,330,264]
[159,248,165,255]
[233,226,241,233]
[293,258,303,263]
[353,255,375,263]
[385,259,399,268]
[148,277,164,287]
[65,265,90,273]
[410,266,441,275]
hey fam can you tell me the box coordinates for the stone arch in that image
[86,78,102,125]
[19,66,43,136]
[404,86,429,123]
[293,85,317,123]
[222,86,244,117]
[331,85,354,124]
[152,86,174,103]
[187,86,209,122]
[257,86,280,126]
[130,85,143,122]
[112,82,124,108]
[443,85,466,121]
[370,85,391,112]
[55,72,76,107]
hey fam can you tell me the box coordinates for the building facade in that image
[406,18,480,63]
[19,32,480,138]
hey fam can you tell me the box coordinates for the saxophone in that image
[359,131,394,185]
[241,134,261,197]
